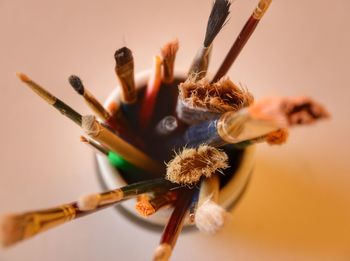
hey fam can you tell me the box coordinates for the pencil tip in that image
[68,75,84,95]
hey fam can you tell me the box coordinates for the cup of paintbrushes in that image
[95,69,256,227]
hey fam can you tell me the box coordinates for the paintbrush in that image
[153,188,194,261]
[212,0,272,82]
[188,0,231,81]
[0,179,177,247]
[82,115,162,174]
[114,47,138,123]
[176,75,254,125]
[166,145,229,186]
[17,73,82,126]
[17,73,160,174]
[135,192,177,217]
[195,175,228,234]
[139,55,163,129]
[161,39,179,84]
[80,136,142,177]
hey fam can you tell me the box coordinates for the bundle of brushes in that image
[1,0,330,260]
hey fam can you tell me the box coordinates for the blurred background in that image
[0,0,349,260]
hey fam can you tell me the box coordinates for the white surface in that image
[0,0,350,260]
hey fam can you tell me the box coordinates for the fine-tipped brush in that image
[114,47,138,122]
[188,0,231,81]
[17,73,82,126]
[161,39,179,84]
[135,192,177,217]
[212,0,272,82]
[80,136,142,177]
[195,175,228,234]
[139,55,163,129]
[17,73,160,174]
[153,188,194,261]
[68,75,111,122]
[82,115,162,174]
[0,179,177,247]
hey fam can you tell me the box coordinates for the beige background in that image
[1,0,350,260]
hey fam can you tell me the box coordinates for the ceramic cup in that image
[95,70,255,227]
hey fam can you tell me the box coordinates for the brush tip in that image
[0,214,22,247]
[195,199,228,234]
[153,243,172,261]
[166,145,229,185]
[77,194,101,211]
[16,72,30,82]
[135,199,156,217]
[80,136,88,143]
[114,47,133,66]
[68,75,84,95]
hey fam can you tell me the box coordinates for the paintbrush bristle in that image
[80,136,88,143]
[114,47,133,68]
[153,243,172,261]
[265,129,289,145]
[204,0,231,47]
[68,75,85,95]
[161,39,179,59]
[135,199,156,217]
[77,194,101,211]
[16,72,30,82]
[0,214,26,247]
[166,145,229,185]
[195,199,228,234]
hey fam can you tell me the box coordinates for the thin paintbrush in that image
[139,55,163,129]
[170,96,329,149]
[17,73,82,126]
[212,0,272,82]
[153,188,194,261]
[17,73,160,174]
[82,115,162,174]
[114,47,138,123]
[68,75,127,135]
[188,0,231,81]
[135,192,177,217]
[68,75,111,121]
[80,136,142,177]
[161,39,179,84]
[0,179,176,247]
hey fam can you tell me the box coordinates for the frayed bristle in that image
[166,145,229,185]
[135,199,156,217]
[161,39,179,59]
[114,47,133,67]
[179,76,254,113]
[204,0,231,47]
[68,75,84,95]
[0,214,26,247]
[195,199,228,234]
[77,194,101,211]
[265,129,289,145]
[153,243,172,261]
